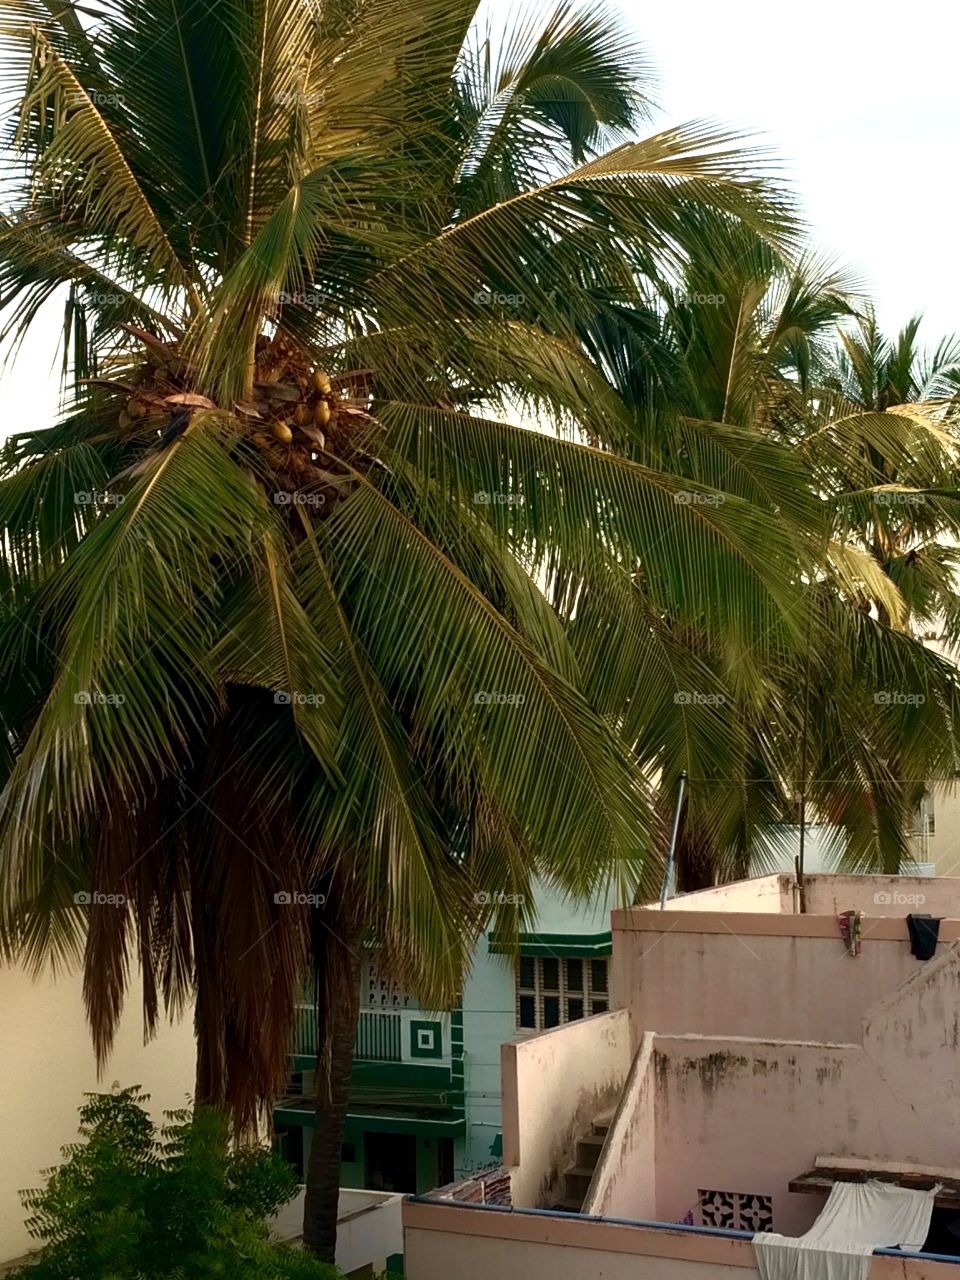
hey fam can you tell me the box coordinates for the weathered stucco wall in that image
[651,874,957,920]
[859,942,960,1159]
[652,875,793,914]
[651,1034,860,1233]
[649,944,960,1235]
[583,1031,657,1219]
[502,1008,631,1208]
[802,874,950,917]
[611,903,960,1050]
[0,964,196,1265]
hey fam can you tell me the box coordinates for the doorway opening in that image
[364,1130,417,1193]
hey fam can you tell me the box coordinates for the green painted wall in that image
[459,950,515,1177]
[281,879,625,1192]
[454,878,622,1177]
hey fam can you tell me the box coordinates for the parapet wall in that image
[612,890,960,1047]
[647,944,960,1234]
[403,1199,960,1280]
[501,1008,631,1208]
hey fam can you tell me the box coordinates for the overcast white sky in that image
[3,0,958,430]
[626,0,960,336]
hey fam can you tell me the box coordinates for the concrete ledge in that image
[403,1198,960,1279]
[611,910,960,941]
[404,1198,756,1265]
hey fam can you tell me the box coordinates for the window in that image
[923,787,936,837]
[908,787,936,838]
[698,1189,773,1232]
[515,956,610,1029]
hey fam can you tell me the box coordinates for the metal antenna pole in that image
[660,771,688,910]
[796,616,812,913]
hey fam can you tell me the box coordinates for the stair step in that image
[563,1169,593,1199]
[576,1135,605,1166]
[555,1111,615,1213]
[592,1110,615,1137]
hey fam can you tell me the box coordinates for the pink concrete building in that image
[402,874,960,1280]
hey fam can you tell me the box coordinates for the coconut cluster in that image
[109,326,368,515]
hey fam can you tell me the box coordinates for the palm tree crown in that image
[0,0,805,1152]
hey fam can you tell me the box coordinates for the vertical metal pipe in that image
[660,771,688,909]
[797,615,812,913]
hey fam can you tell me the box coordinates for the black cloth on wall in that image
[907,913,941,961]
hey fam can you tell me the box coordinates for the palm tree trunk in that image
[301,909,363,1262]
[676,826,715,893]
[192,885,227,1108]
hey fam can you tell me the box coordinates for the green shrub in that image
[10,1088,339,1279]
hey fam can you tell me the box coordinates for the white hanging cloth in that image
[753,1178,940,1280]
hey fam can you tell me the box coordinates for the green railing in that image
[356,1009,402,1061]
[292,1005,316,1059]
[293,1005,403,1062]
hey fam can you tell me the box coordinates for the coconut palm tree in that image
[812,308,960,628]
[0,0,806,1257]
[787,311,960,870]
[567,223,960,885]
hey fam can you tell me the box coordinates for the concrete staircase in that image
[553,1110,613,1212]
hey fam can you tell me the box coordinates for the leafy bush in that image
[10,1088,339,1279]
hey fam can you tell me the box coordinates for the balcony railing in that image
[293,1006,404,1062]
[356,1009,403,1061]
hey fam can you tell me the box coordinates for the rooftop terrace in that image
[404,874,960,1280]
